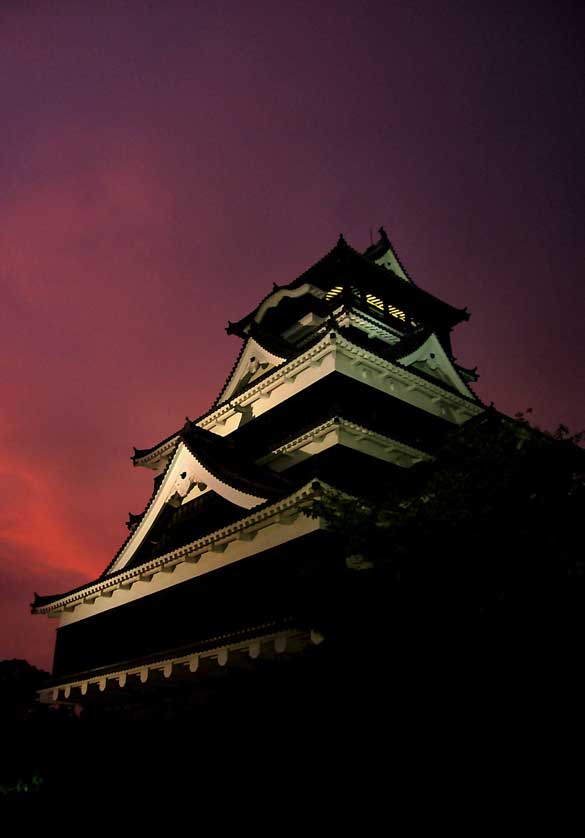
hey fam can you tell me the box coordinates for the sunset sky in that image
[1,1,584,671]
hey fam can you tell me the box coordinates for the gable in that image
[373,246,411,281]
[107,440,268,576]
[216,336,288,406]
[397,332,476,398]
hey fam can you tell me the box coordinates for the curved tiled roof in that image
[180,421,293,498]
[32,480,326,611]
[133,316,476,470]
[226,233,468,337]
[104,420,292,578]
[132,430,180,465]
[225,237,343,338]
[133,232,471,466]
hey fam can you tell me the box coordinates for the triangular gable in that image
[364,228,413,282]
[372,241,411,281]
[216,336,288,406]
[107,440,268,575]
[397,332,477,398]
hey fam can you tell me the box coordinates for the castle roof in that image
[179,420,292,499]
[226,232,468,338]
[31,479,325,612]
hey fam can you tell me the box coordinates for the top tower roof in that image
[226,228,468,339]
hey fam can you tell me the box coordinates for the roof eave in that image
[31,479,331,615]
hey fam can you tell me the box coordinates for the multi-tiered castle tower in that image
[33,228,483,715]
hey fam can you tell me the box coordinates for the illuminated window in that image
[326,285,415,326]
[387,304,406,322]
[366,293,408,322]
[366,293,384,311]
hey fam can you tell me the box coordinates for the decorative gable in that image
[364,226,413,282]
[108,440,269,575]
[373,246,411,280]
[216,336,287,405]
[397,332,475,398]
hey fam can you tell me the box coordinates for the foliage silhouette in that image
[308,407,585,676]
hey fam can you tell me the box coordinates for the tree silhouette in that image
[308,408,585,689]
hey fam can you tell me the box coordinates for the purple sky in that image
[1,1,584,671]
